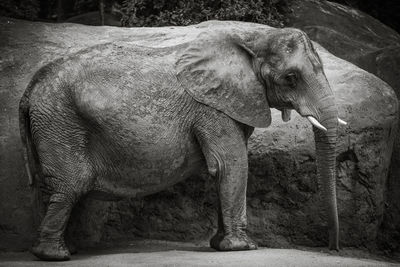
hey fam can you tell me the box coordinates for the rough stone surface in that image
[287,0,400,58]
[286,0,400,252]
[0,18,397,252]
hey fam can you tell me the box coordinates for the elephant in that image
[19,26,346,261]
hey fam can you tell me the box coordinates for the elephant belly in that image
[89,130,206,199]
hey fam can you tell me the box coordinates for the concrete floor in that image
[1,240,399,267]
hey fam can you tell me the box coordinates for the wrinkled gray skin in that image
[19,28,340,261]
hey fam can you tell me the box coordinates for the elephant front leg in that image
[209,204,225,249]
[209,155,257,251]
[195,119,257,251]
[194,114,257,251]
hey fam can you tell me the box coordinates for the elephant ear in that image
[176,31,271,128]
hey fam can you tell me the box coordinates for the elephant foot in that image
[329,242,340,251]
[31,239,71,261]
[210,232,258,251]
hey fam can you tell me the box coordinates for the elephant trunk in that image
[312,95,339,250]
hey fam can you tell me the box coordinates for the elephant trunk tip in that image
[329,228,340,251]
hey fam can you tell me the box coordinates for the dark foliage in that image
[0,0,292,27]
[1,0,399,33]
[120,0,292,27]
[0,0,40,20]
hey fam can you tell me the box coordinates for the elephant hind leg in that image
[32,166,93,261]
[31,189,78,261]
[28,102,97,260]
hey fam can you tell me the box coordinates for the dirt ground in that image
[0,240,399,267]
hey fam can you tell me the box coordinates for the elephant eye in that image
[284,72,297,88]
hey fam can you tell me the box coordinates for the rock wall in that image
[0,17,397,252]
[286,0,400,252]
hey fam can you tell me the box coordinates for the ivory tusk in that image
[338,118,347,125]
[307,116,327,131]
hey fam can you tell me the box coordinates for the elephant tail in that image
[19,74,45,226]
[19,64,54,186]
[19,80,37,187]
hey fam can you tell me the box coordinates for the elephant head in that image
[176,28,343,250]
